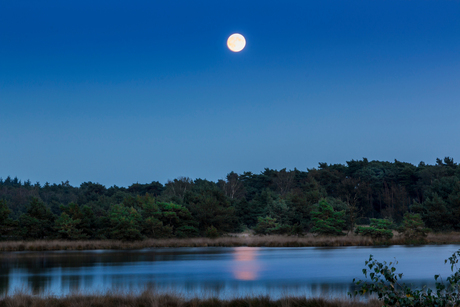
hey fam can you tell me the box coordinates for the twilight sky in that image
[1,0,459,187]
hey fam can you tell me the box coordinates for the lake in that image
[1,245,459,298]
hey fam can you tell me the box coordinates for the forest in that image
[0,157,459,241]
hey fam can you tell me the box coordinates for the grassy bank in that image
[0,232,460,252]
[0,291,383,307]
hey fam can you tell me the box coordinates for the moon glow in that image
[227,34,246,52]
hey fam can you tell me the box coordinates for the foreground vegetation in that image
[1,157,459,242]
[0,291,383,307]
[351,249,460,306]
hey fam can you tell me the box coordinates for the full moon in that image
[227,33,246,52]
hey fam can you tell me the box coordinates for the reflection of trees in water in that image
[83,275,94,290]
[0,249,447,298]
[28,275,52,295]
[2,254,61,271]
[0,267,9,295]
[61,275,83,292]
[0,249,359,298]
[310,282,352,296]
[111,274,147,290]
[201,281,226,294]
[263,282,355,297]
[0,249,225,270]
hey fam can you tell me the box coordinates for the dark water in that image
[1,245,459,298]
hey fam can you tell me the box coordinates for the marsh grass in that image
[0,232,460,252]
[0,291,383,307]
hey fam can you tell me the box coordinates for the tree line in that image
[0,157,459,240]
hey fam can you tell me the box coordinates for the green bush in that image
[271,224,292,235]
[0,200,16,238]
[290,223,304,236]
[205,225,219,238]
[253,216,292,235]
[175,225,199,238]
[398,213,431,243]
[350,249,460,306]
[108,204,143,241]
[54,212,87,240]
[310,199,346,236]
[355,218,393,240]
[19,198,56,239]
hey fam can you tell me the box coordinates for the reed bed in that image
[0,232,460,252]
[0,291,383,307]
[425,232,460,244]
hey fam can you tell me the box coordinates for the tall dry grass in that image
[0,291,383,307]
[0,232,459,252]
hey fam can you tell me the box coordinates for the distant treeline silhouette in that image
[0,157,459,241]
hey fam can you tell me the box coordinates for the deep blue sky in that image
[1,0,459,187]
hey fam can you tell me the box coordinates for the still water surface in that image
[1,245,459,298]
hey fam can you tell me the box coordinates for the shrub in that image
[253,216,292,235]
[350,249,460,306]
[311,199,346,236]
[0,200,16,239]
[290,223,304,236]
[355,218,393,240]
[54,212,87,240]
[205,226,219,238]
[19,198,56,239]
[175,225,199,238]
[398,213,431,243]
[108,204,143,241]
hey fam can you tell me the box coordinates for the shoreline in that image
[0,291,382,307]
[1,233,460,252]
